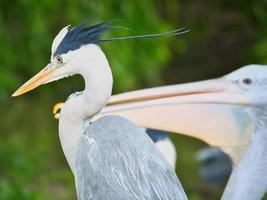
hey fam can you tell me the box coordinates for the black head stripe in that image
[54,20,112,56]
[54,20,189,56]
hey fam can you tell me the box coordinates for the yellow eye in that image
[55,55,63,64]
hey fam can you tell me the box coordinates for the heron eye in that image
[55,56,63,64]
[242,78,253,85]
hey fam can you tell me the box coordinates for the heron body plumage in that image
[75,116,186,200]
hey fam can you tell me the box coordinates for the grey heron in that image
[12,21,188,199]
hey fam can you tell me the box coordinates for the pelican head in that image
[225,65,267,106]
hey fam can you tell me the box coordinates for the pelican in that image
[54,64,267,199]
[12,21,188,199]
[53,71,253,164]
[93,64,267,199]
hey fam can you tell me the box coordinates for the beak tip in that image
[11,63,55,98]
[11,90,22,97]
[11,92,18,97]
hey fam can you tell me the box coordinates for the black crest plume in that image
[54,20,189,56]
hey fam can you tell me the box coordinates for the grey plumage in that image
[74,116,187,200]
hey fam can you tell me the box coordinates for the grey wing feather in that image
[74,115,187,200]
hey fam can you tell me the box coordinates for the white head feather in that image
[51,25,70,60]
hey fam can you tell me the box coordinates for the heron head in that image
[12,21,112,97]
[12,20,187,97]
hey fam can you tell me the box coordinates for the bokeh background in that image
[1,1,267,199]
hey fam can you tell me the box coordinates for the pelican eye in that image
[55,55,63,64]
[239,77,255,89]
[242,78,253,85]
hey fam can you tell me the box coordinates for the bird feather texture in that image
[74,116,187,200]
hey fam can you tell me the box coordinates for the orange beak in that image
[12,63,59,97]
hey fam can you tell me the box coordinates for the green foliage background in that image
[1,1,267,199]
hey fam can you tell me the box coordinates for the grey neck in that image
[222,107,267,200]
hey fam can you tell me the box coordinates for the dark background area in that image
[1,1,267,199]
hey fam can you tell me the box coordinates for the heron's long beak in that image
[12,64,61,97]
